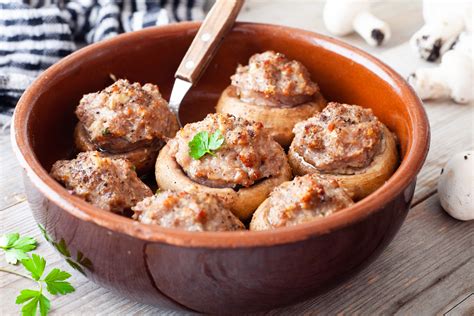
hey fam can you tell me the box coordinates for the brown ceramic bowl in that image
[12,22,429,313]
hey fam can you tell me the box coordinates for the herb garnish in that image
[0,233,75,316]
[188,130,225,160]
[0,233,37,264]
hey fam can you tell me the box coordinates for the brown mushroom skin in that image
[288,124,398,200]
[74,123,162,175]
[216,86,327,147]
[155,139,293,220]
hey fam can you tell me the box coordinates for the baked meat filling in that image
[231,51,319,107]
[291,102,383,174]
[50,151,152,214]
[174,113,287,189]
[76,79,178,152]
[261,174,353,228]
[133,190,245,232]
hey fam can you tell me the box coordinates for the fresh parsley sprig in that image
[0,233,37,264]
[15,254,74,316]
[188,130,225,160]
[0,233,75,316]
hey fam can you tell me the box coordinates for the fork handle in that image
[175,0,244,83]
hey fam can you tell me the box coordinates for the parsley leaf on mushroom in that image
[188,130,225,160]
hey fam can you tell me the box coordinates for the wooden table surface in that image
[1,1,473,315]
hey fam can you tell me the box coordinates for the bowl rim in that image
[11,22,430,248]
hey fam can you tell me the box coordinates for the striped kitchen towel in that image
[0,0,206,126]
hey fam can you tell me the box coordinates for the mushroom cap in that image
[409,18,464,62]
[407,68,450,101]
[438,151,474,221]
[408,47,473,104]
[440,50,473,104]
[464,9,472,33]
[454,32,472,57]
[323,0,370,35]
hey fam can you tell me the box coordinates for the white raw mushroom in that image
[323,0,391,47]
[407,32,473,104]
[438,151,474,221]
[410,0,469,61]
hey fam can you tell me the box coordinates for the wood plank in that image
[0,130,26,211]
[411,103,474,204]
[394,261,473,315]
[444,294,474,316]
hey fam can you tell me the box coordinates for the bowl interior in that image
[25,23,413,170]
[15,22,428,246]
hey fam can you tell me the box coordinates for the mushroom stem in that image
[353,11,391,46]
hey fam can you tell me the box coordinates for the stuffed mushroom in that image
[216,51,327,147]
[288,102,398,200]
[133,190,245,231]
[250,174,354,230]
[74,79,179,174]
[155,113,292,220]
[50,151,152,214]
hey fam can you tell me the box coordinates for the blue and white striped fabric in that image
[0,0,205,122]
